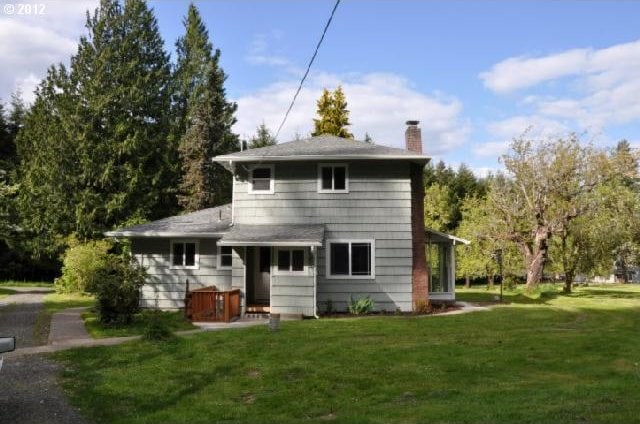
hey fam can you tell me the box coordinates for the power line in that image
[275,0,341,139]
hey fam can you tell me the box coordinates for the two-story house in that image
[106,121,468,316]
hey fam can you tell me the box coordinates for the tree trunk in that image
[563,270,574,293]
[464,275,470,289]
[524,227,550,291]
[487,275,494,289]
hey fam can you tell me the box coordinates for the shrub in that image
[348,296,374,315]
[55,237,111,293]
[414,299,431,314]
[90,254,146,325]
[325,298,334,314]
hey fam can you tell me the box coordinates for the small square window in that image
[219,246,233,268]
[171,241,199,269]
[275,248,306,274]
[318,164,348,193]
[327,240,374,279]
[249,165,274,194]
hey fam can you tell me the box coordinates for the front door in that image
[252,246,271,304]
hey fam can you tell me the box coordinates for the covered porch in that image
[426,229,470,303]
[219,224,325,318]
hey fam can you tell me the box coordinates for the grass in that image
[54,284,640,424]
[43,292,96,314]
[455,283,562,303]
[0,280,54,288]
[83,310,196,338]
[0,287,16,299]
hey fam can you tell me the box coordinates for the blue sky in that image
[2,0,640,175]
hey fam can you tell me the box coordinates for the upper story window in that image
[318,164,348,193]
[171,240,199,269]
[217,245,233,270]
[275,247,306,275]
[326,239,375,279]
[248,164,275,194]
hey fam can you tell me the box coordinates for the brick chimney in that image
[406,120,428,310]
[405,120,423,154]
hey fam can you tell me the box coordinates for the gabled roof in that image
[212,134,430,165]
[218,224,325,247]
[104,204,232,238]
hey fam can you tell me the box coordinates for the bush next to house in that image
[55,237,112,293]
[348,295,375,315]
[89,254,146,325]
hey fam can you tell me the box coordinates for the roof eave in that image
[213,154,430,164]
[218,240,323,247]
[104,231,227,239]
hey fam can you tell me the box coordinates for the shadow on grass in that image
[53,303,640,424]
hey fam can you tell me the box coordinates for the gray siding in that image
[270,247,315,316]
[131,238,232,309]
[234,161,413,313]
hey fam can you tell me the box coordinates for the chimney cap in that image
[406,120,420,126]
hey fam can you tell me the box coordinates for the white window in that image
[217,245,233,270]
[318,164,348,193]
[248,164,275,194]
[326,239,375,279]
[170,240,199,269]
[275,247,306,275]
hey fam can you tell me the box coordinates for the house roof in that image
[212,134,430,165]
[218,224,325,247]
[426,229,470,245]
[104,204,232,238]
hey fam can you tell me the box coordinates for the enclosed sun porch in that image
[425,229,470,303]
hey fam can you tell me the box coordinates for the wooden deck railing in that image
[185,287,241,323]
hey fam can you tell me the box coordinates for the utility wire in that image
[275,0,341,139]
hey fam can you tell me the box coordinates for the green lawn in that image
[455,283,562,303]
[0,287,16,299]
[83,310,196,338]
[43,292,96,314]
[55,285,640,424]
[0,280,54,288]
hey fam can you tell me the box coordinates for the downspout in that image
[312,245,319,319]
[230,161,235,226]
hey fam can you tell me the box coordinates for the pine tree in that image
[174,3,239,212]
[7,91,25,142]
[17,0,174,250]
[249,123,277,148]
[312,86,353,138]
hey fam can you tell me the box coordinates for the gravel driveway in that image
[0,288,90,424]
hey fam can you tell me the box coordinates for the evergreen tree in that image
[249,123,277,149]
[174,3,239,211]
[7,91,25,142]
[16,65,77,257]
[17,0,174,253]
[312,85,353,138]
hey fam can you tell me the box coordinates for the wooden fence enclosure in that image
[185,287,241,323]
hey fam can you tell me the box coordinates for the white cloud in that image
[234,72,470,155]
[480,48,589,94]
[0,0,97,104]
[478,39,640,145]
[474,115,570,157]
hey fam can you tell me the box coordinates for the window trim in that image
[317,163,349,193]
[248,164,275,194]
[217,245,233,270]
[325,239,375,280]
[273,247,308,276]
[170,239,200,270]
